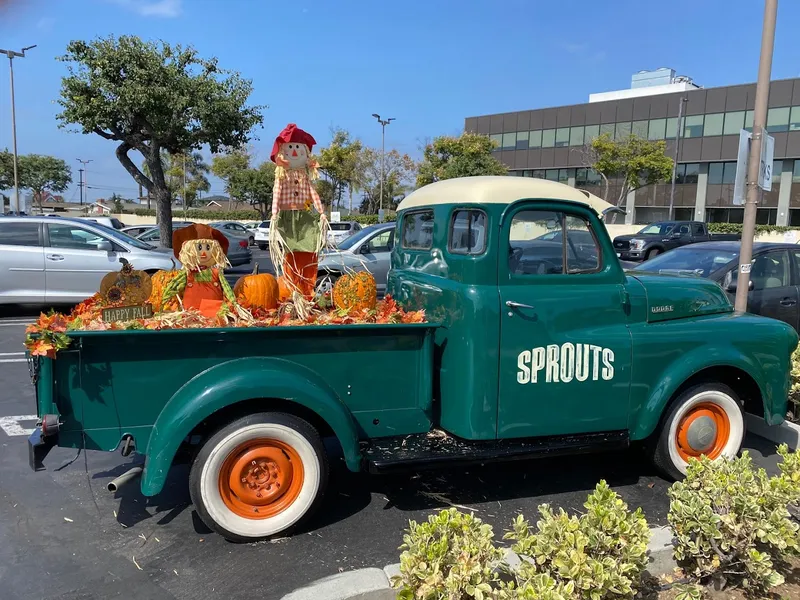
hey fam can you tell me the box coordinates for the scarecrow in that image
[162,224,237,318]
[269,123,329,299]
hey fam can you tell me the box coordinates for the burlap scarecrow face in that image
[279,142,310,170]
[182,239,225,269]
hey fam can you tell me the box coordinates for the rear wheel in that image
[315,272,339,296]
[248,236,255,246]
[652,383,744,480]
[190,412,328,542]
[645,248,661,260]
[258,243,268,251]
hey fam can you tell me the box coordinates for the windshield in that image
[633,247,737,277]
[337,224,391,250]
[638,222,676,235]
[88,222,155,250]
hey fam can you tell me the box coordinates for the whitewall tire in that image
[652,383,744,480]
[189,412,328,542]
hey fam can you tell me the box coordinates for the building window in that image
[529,130,542,148]
[708,162,724,185]
[569,126,584,146]
[600,123,614,138]
[490,134,503,149]
[632,120,648,138]
[767,107,790,133]
[683,163,700,184]
[555,128,570,147]
[794,159,800,183]
[790,107,800,131]
[545,169,559,181]
[532,169,546,179]
[502,132,516,150]
[575,168,588,186]
[516,131,529,150]
[558,169,570,183]
[542,129,555,148]
[723,162,737,184]
[648,118,666,140]
[684,115,704,138]
[703,113,724,136]
[449,210,487,255]
[584,124,600,141]
[723,111,745,135]
[744,110,754,132]
[615,122,631,140]
[665,117,679,139]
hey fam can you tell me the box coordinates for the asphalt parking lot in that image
[0,262,784,599]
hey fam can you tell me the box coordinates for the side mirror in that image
[723,271,754,292]
[359,245,370,255]
[96,240,113,252]
[671,231,683,239]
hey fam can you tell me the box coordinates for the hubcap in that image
[675,401,731,462]
[218,438,304,519]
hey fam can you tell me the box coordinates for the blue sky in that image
[1,0,799,203]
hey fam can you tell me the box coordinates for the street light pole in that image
[1,45,36,214]
[734,0,778,313]
[372,113,395,220]
[668,95,687,220]
[76,159,93,205]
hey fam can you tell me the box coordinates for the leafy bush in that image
[392,482,650,600]
[706,222,800,236]
[393,508,503,600]
[790,346,800,420]
[667,447,800,593]
[131,208,262,220]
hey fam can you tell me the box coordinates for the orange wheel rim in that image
[676,402,730,462]
[218,438,305,519]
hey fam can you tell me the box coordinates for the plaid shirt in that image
[272,168,324,217]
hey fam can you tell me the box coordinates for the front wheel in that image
[644,248,661,260]
[651,383,744,480]
[189,412,328,542]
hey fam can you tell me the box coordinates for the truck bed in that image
[35,323,438,454]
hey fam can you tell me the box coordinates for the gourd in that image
[233,264,279,310]
[332,271,377,311]
[148,260,181,312]
[99,258,152,306]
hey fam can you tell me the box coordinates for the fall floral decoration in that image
[233,264,279,310]
[99,258,152,306]
[332,271,377,312]
[148,261,181,312]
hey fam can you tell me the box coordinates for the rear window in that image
[330,223,350,231]
[259,221,270,228]
[111,218,124,229]
[0,222,40,246]
[449,209,487,255]
[401,211,434,250]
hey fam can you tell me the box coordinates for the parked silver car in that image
[0,217,178,304]
[327,221,362,246]
[136,225,252,267]
[317,222,395,294]
[208,221,254,246]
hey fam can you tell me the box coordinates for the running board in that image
[364,430,629,474]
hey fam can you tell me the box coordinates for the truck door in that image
[498,202,632,438]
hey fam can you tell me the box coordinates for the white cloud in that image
[109,0,182,18]
[36,16,56,32]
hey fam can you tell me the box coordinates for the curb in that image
[746,413,800,450]
[280,526,678,600]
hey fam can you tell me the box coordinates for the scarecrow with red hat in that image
[161,224,237,318]
[269,123,328,299]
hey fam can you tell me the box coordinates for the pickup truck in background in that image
[28,177,796,542]
[613,221,741,262]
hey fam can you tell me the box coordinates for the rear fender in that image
[141,357,361,496]
[629,345,770,441]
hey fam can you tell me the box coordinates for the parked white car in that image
[254,220,271,250]
[0,217,178,304]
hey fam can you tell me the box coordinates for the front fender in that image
[629,344,773,441]
[141,356,361,496]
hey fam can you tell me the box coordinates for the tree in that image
[56,35,264,247]
[416,132,507,187]
[19,154,72,211]
[109,192,124,213]
[211,148,250,208]
[583,133,674,207]
[236,161,276,219]
[143,150,211,208]
[0,149,14,190]
[359,148,416,214]
[317,128,365,213]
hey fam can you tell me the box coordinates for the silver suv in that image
[0,217,178,304]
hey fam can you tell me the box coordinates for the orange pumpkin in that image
[148,262,181,312]
[233,264,279,310]
[332,271,377,312]
[277,276,292,303]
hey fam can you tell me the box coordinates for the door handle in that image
[46,254,64,261]
[780,297,797,307]
[506,300,535,310]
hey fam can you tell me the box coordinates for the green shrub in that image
[667,448,800,593]
[790,346,800,420]
[131,208,262,220]
[706,222,800,236]
[393,508,503,600]
[505,481,650,600]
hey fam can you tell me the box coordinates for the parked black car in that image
[613,221,740,262]
[633,241,800,331]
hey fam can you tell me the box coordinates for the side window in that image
[47,224,112,251]
[509,210,600,276]
[678,224,691,235]
[366,230,393,253]
[449,209,487,255]
[750,251,790,291]
[401,211,434,250]
[693,223,705,235]
[0,223,40,246]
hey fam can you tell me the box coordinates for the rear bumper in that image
[28,427,57,472]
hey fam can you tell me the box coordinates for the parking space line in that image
[0,352,25,356]
[0,415,38,436]
[0,322,32,327]
[0,359,27,363]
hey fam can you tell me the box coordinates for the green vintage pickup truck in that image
[28,176,798,541]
